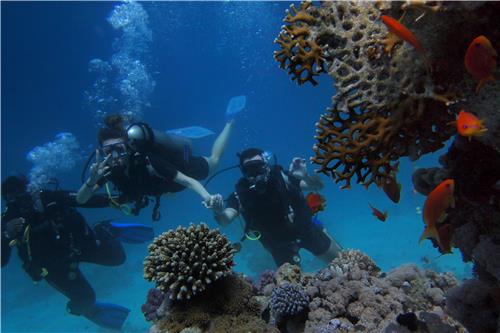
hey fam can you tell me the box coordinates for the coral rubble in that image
[143,223,235,300]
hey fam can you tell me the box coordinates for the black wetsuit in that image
[226,165,331,266]
[108,143,209,217]
[1,190,125,317]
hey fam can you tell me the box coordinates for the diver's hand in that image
[87,149,112,186]
[289,157,307,179]
[5,217,25,239]
[202,194,224,212]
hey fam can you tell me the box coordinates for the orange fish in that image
[420,179,455,246]
[368,203,388,222]
[381,15,424,53]
[456,110,487,140]
[306,192,326,215]
[465,35,497,92]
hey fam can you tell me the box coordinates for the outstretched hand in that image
[289,157,308,179]
[88,149,112,186]
[202,194,224,212]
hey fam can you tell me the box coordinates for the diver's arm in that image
[288,157,324,191]
[172,171,211,201]
[56,191,110,208]
[214,208,238,227]
[76,182,100,205]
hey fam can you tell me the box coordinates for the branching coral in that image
[274,1,326,86]
[275,1,456,188]
[143,223,235,301]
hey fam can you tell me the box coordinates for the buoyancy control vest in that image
[2,191,88,281]
[109,123,194,220]
[234,165,314,245]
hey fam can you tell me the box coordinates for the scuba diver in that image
[77,114,233,220]
[1,175,154,330]
[207,148,343,267]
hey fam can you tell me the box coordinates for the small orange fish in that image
[456,110,487,140]
[306,192,326,215]
[368,203,388,222]
[420,179,455,246]
[381,15,424,53]
[465,35,497,92]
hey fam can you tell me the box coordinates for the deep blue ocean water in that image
[1,2,472,332]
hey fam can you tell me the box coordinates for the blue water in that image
[1,2,472,332]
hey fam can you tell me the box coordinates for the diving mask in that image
[101,141,129,168]
[242,160,270,193]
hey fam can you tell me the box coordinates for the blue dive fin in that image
[225,95,246,121]
[87,302,130,330]
[166,126,215,139]
[109,222,154,244]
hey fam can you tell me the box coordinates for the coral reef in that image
[150,274,270,333]
[275,1,500,189]
[273,2,326,86]
[269,283,310,321]
[254,269,277,296]
[329,249,381,277]
[143,223,235,300]
[145,249,467,333]
[412,134,500,332]
[142,288,166,322]
[446,279,499,333]
[303,250,460,333]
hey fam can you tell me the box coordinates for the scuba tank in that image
[126,123,192,158]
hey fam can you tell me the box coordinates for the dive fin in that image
[225,95,247,121]
[109,222,154,244]
[87,302,130,330]
[166,126,215,139]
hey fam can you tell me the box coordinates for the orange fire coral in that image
[274,2,326,86]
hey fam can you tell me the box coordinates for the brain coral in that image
[143,223,235,301]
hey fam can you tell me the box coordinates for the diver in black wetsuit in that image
[76,114,232,220]
[208,148,343,267]
[1,175,153,330]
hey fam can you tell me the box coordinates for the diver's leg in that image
[45,267,96,317]
[205,120,234,174]
[265,243,300,267]
[80,223,126,266]
[302,227,342,263]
